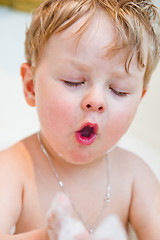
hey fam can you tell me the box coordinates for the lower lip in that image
[75,132,97,145]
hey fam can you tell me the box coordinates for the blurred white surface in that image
[0,6,39,148]
[0,6,159,180]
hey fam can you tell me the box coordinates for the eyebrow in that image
[109,70,131,79]
[67,58,128,78]
[64,57,139,83]
[67,58,93,73]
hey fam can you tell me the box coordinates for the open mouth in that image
[75,123,98,145]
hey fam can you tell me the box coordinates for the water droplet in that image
[59,181,63,187]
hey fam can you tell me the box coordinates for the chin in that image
[66,150,103,166]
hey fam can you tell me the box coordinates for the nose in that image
[81,86,106,113]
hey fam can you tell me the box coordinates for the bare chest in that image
[16,172,131,234]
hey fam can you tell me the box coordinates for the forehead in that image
[43,11,117,59]
[39,10,144,78]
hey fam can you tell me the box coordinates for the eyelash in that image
[109,87,128,97]
[63,81,128,97]
[63,81,85,87]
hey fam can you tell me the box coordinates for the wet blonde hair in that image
[25,0,160,88]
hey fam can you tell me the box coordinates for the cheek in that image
[48,100,74,125]
[37,93,77,133]
[106,100,140,140]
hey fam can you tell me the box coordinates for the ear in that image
[141,88,147,99]
[21,63,35,107]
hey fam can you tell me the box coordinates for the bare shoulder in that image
[0,133,39,190]
[0,139,30,232]
[111,146,158,181]
[0,137,34,178]
[0,134,40,233]
[113,148,160,239]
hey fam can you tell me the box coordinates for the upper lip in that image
[77,122,99,135]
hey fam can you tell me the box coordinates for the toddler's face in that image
[27,12,145,164]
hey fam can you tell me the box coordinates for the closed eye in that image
[63,80,85,87]
[109,87,129,97]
